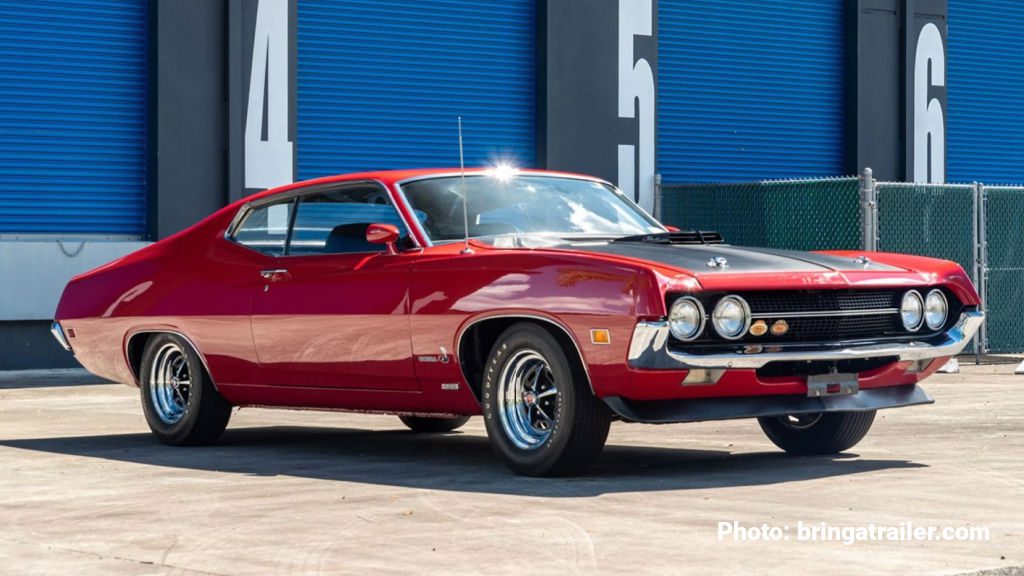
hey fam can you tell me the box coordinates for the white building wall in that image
[0,240,149,321]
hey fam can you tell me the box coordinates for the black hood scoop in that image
[613,230,725,245]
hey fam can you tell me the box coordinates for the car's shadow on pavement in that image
[0,425,925,497]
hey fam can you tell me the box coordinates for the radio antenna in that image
[458,116,473,254]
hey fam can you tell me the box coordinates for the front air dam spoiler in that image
[603,385,933,424]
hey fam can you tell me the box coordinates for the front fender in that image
[818,250,981,306]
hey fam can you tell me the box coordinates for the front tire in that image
[758,411,876,455]
[481,323,611,476]
[399,415,470,433]
[139,333,232,446]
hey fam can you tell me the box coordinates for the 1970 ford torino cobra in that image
[53,168,983,475]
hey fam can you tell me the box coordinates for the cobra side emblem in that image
[853,255,872,267]
[706,256,729,269]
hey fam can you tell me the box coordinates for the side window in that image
[288,186,408,255]
[232,200,294,256]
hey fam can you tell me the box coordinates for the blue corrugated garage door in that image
[658,0,845,183]
[0,0,147,236]
[948,0,1024,184]
[297,0,535,180]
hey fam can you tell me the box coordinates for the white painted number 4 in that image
[245,0,293,190]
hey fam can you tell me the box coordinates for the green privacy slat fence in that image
[659,174,1024,353]
[659,177,861,250]
[982,187,1024,353]
[875,183,976,276]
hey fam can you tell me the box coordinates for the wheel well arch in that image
[124,330,216,389]
[456,315,593,403]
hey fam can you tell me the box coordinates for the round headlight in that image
[669,297,704,341]
[712,295,750,340]
[901,290,924,331]
[924,289,948,330]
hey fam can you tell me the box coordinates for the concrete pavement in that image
[0,363,1021,575]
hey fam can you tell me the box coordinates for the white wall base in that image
[0,240,149,321]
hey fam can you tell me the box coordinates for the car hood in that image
[565,242,905,275]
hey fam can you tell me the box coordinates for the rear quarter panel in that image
[55,209,264,390]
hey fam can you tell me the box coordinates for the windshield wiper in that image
[555,233,634,242]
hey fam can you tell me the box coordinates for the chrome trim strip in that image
[390,176,439,248]
[394,170,615,189]
[627,310,984,370]
[393,171,667,246]
[749,308,900,319]
[224,179,423,252]
[455,313,595,396]
[50,321,71,352]
[123,329,218,391]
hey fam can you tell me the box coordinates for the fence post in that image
[859,167,877,251]
[653,173,662,221]
[975,182,989,356]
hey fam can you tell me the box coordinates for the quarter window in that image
[232,200,294,256]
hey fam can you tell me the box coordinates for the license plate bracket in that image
[807,372,859,398]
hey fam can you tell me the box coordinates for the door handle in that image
[260,268,290,281]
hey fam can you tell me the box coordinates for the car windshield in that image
[399,174,664,244]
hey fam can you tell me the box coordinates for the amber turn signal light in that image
[590,329,611,345]
[749,320,768,336]
[770,319,789,336]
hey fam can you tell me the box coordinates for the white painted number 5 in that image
[618,0,655,212]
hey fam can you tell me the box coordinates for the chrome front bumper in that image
[50,321,72,352]
[627,309,984,370]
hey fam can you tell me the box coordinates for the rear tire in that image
[758,411,876,455]
[399,415,470,433]
[481,323,611,476]
[139,333,232,446]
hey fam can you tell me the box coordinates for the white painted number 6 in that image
[914,22,945,184]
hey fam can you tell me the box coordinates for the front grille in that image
[777,314,904,342]
[742,290,898,314]
[667,288,962,345]
[837,292,898,310]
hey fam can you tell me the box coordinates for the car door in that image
[243,182,418,391]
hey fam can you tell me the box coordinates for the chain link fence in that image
[659,177,861,250]
[873,182,979,354]
[981,187,1024,353]
[875,183,976,279]
[659,171,1024,354]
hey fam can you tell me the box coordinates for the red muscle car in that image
[52,168,984,476]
